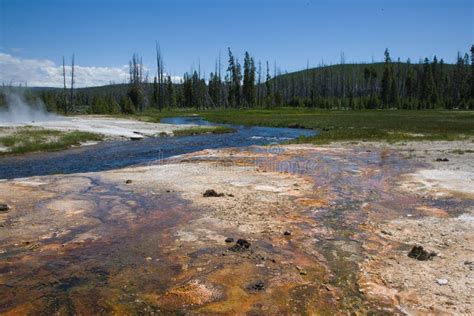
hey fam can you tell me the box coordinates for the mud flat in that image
[0,142,472,314]
[349,140,474,314]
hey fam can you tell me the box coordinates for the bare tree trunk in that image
[156,42,165,111]
[340,52,345,109]
[62,56,68,114]
[257,60,261,107]
[156,42,160,110]
[273,61,277,95]
[70,54,75,112]
[305,60,309,99]
[218,51,223,107]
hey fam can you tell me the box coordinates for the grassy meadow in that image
[1,109,472,155]
[172,126,236,136]
[0,128,103,155]
[134,108,474,144]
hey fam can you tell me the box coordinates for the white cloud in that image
[0,53,130,88]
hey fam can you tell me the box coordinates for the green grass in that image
[199,108,474,144]
[173,126,235,136]
[101,107,474,144]
[0,128,103,155]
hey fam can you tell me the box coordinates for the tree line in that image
[275,48,474,110]
[2,45,473,112]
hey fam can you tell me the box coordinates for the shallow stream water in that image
[0,116,316,179]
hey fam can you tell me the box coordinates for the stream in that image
[0,117,316,179]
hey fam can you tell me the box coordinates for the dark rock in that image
[408,245,437,261]
[436,158,449,162]
[125,180,133,184]
[464,261,474,271]
[237,239,250,248]
[225,237,234,243]
[295,265,307,275]
[246,280,265,292]
[227,193,234,197]
[55,276,83,291]
[381,230,392,236]
[203,189,225,197]
[283,231,291,236]
[87,267,109,281]
[0,204,9,212]
[228,239,251,252]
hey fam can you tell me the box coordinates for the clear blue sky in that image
[0,0,473,84]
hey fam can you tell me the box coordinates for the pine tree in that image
[235,59,242,107]
[243,51,256,107]
[208,72,218,107]
[265,61,272,107]
[249,57,256,105]
[227,48,237,107]
[389,76,399,108]
[90,95,107,114]
[405,65,416,109]
[471,45,474,99]
[438,58,446,106]
[119,95,135,114]
[381,49,392,108]
[420,58,436,109]
[432,56,439,89]
[166,76,174,108]
[128,54,145,112]
[105,95,120,114]
[363,67,371,95]
[192,71,202,109]
[183,73,193,108]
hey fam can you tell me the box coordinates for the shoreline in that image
[0,116,234,155]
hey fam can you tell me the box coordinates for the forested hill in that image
[2,48,473,113]
[30,84,130,97]
[31,62,452,96]
[269,61,463,109]
[274,62,415,86]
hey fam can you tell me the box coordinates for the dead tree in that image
[257,60,262,107]
[62,56,68,114]
[156,42,164,111]
[128,54,145,112]
[70,54,75,112]
[340,52,345,108]
[218,51,226,107]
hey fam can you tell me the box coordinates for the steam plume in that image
[0,91,61,123]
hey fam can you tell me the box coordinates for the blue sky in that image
[0,0,473,87]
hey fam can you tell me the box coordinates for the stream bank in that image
[0,116,315,179]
